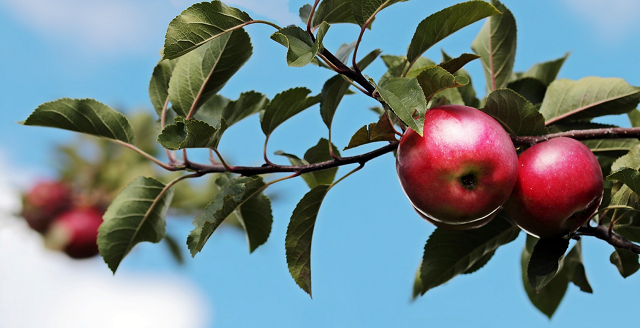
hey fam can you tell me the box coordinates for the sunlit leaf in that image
[22,98,135,145]
[196,91,268,128]
[351,0,408,27]
[415,66,470,101]
[163,1,252,59]
[376,77,428,136]
[471,0,517,91]
[98,177,174,273]
[407,1,499,65]
[158,119,227,150]
[540,77,640,125]
[168,29,252,118]
[345,112,398,150]
[271,23,329,67]
[149,59,178,117]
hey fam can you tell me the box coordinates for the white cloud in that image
[0,156,211,328]
[562,0,640,41]
[0,0,157,55]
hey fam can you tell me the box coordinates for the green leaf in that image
[506,77,547,106]
[163,1,252,59]
[158,119,227,150]
[407,1,500,65]
[286,185,331,297]
[299,4,312,24]
[320,49,381,129]
[98,177,174,273]
[481,89,548,136]
[276,139,341,189]
[612,144,640,172]
[345,111,397,150]
[415,66,470,101]
[168,29,252,118]
[237,193,273,253]
[628,109,640,127]
[527,236,569,292]
[610,248,640,278]
[351,0,408,27]
[412,263,423,300]
[376,77,428,136]
[583,139,640,155]
[187,176,266,256]
[271,23,329,67]
[608,168,640,199]
[441,51,480,107]
[563,240,592,293]
[540,77,640,125]
[149,59,177,117]
[438,53,481,75]
[312,0,363,28]
[22,98,136,145]
[163,234,185,265]
[519,53,569,86]
[430,88,465,107]
[196,91,268,128]
[418,214,520,295]
[471,0,517,91]
[380,55,435,85]
[261,87,320,137]
[521,235,568,319]
[463,250,496,274]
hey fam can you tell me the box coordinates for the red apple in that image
[45,207,104,259]
[396,104,519,228]
[21,180,72,233]
[504,137,604,238]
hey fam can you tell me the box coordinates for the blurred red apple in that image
[21,180,72,233]
[45,207,104,259]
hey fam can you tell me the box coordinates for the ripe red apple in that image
[45,207,104,259]
[21,180,72,233]
[396,104,519,228]
[504,137,604,238]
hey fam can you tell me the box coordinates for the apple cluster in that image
[21,180,104,259]
[396,105,604,238]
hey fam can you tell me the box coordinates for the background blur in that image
[1,0,639,327]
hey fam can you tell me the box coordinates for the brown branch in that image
[575,224,640,254]
[512,127,640,146]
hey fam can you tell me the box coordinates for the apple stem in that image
[575,225,640,254]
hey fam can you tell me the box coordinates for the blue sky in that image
[1,0,640,327]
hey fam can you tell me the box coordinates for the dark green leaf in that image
[610,248,640,278]
[415,66,470,102]
[441,51,480,107]
[527,236,569,292]
[164,234,184,265]
[168,29,252,118]
[286,185,331,297]
[98,177,174,273]
[321,49,381,129]
[607,167,640,195]
[438,53,481,75]
[276,139,341,189]
[482,89,548,136]
[376,77,428,135]
[471,0,517,91]
[149,59,177,117]
[261,87,320,136]
[418,214,520,294]
[188,176,266,256]
[312,0,362,28]
[506,77,547,106]
[271,23,329,67]
[463,250,496,274]
[412,263,423,300]
[429,88,465,107]
[22,98,136,145]
[583,139,640,155]
[345,112,397,150]
[238,193,273,253]
[540,77,640,125]
[351,0,408,27]
[299,4,312,24]
[521,235,568,319]
[158,119,227,150]
[563,240,592,293]
[196,91,268,128]
[520,53,569,86]
[163,1,252,59]
[407,1,499,65]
